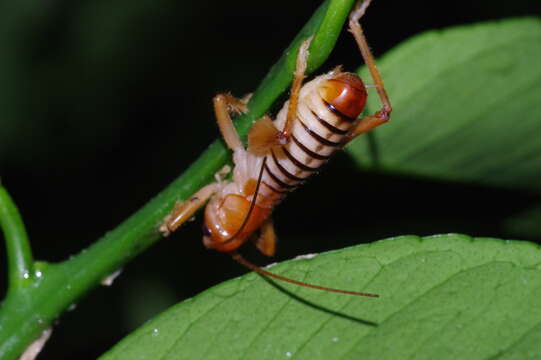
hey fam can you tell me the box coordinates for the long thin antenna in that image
[231,252,379,298]
[220,157,268,246]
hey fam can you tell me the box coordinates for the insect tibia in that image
[230,252,379,298]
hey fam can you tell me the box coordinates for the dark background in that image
[1,0,540,358]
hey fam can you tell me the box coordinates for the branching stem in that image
[0,185,34,294]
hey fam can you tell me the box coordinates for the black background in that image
[1,0,540,358]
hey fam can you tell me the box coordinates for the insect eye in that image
[202,224,212,236]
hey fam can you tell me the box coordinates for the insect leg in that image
[345,0,392,140]
[159,183,220,236]
[346,111,389,140]
[246,38,312,155]
[247,115,281,156]
[279,36,312,144]
[161,94,245,237]
[252,217,277,256]
[213,93,249,150]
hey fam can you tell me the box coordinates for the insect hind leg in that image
[279,36,312,144]
[349,0,391,113]
[345,0,392,141]
[246,37,312,156]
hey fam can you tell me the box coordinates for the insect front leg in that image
[345,0,392,141]
[161,93,248,237]
[160,183,221,236]
[213,93,250,151]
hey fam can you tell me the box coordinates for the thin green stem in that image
[0,185,34,293]
[0,1,356,358]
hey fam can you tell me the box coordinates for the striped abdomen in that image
[260,71,368,201]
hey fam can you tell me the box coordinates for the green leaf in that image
[347,17,541,193]
[101,234,541,359]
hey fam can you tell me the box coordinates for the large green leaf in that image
[101,234,541,359]
[348,18,541,193]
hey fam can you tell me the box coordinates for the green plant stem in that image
[0,1,356,358]
[0,186,34,294]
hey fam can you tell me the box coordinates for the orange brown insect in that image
[160,0,391,297]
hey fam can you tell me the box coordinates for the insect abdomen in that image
[261,72,367,195]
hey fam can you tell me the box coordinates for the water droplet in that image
[331,337,339,343]
[23,272,30,279]
[152,328,159,337]
[285,352,292,358]
[67,303,77,311]
[35,270,43,278]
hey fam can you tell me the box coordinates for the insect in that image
[160,0,391,297]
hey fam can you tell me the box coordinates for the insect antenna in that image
[220,157,377,297]
[230,251,379,297]
[220,156,268,245]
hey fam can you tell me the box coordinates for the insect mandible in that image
[160,0,392,297]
